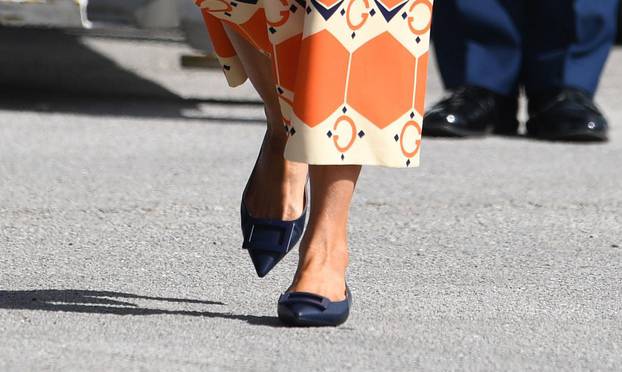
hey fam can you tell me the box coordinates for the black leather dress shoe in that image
[527,88,608,142]
[423,86,519,137]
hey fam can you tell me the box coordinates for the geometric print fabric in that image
[196,0,433,167]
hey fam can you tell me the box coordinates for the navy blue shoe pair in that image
[240,156,352,326]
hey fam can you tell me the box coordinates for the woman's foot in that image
[244,130,308,221]
[278,164,359,326]
[288,237,349,302]
[285,165,360,301]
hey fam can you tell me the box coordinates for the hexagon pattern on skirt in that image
[196,0,433,167]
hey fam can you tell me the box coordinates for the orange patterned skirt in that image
[196,0,433,167]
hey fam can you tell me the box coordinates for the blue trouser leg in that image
[523,0,619,96]
[432,0,619,97]
[432,0,526,96]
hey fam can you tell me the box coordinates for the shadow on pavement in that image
[0,27,263,123]
[0,289,283,327]
[0,91,266,124]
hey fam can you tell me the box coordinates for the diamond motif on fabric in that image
[310,0,344,20]
[374,0,408,22]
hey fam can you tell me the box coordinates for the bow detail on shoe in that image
[241,203,298,254]
[278,292,330,311]
[277,286,352,327]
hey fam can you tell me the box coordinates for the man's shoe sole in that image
[528,129,609,142]
[423,123,490,138]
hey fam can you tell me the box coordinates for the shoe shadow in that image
[0,289,283,328]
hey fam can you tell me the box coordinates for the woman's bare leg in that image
[223,26,361,301]
[289,165,362,301]
[222,25,307,220]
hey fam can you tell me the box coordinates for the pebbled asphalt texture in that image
[0,28,621,371]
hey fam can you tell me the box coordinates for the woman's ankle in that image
[291,241,349,300]
[299,236,349,272]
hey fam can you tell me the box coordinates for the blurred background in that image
[0,0,267,122]
[1,0,620,123]
[0,0,213,51]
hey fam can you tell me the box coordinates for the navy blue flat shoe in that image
[277,286,352,327]
[240,154,308,278]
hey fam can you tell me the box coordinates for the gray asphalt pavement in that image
[1,30,621,371]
